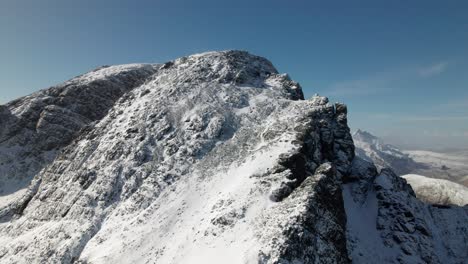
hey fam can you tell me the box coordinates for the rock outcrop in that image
[345,158,468,264]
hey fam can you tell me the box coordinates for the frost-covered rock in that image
[0,51,354,264]
[0,51,466,264]
[345,162,468,264]
[0,63,157,217]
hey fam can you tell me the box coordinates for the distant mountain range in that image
[353,129,425,175]
[353,129,468,207]
[353,129,468,186]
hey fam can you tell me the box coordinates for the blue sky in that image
[1,0,468,149]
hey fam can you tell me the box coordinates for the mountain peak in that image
[353,129,420,175]
[0,51,351,263]
[0,52,466,264]
[160,50,304,100]
[353,129,379,142]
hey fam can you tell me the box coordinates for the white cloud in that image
[418,62,449,77]
[323,61,450,98]
[324,69,405,97]
[325,81,389,97]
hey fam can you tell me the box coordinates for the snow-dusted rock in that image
[0,51,466,264]
[0,51,354,264]
[0,63,157,217]
[345,163,468,264]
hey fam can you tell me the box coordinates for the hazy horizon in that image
[1,0,467,149]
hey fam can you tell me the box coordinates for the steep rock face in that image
[345,158,468,264]
[0,51,354,264]
[0,64,157,217]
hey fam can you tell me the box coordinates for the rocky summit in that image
[0,51,466,264]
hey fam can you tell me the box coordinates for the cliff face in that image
[0,64,157,217]
[0,51,466,264]
[344,158,468,264]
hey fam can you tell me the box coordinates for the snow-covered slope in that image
[0,51,466,264]
[402,174,468,206]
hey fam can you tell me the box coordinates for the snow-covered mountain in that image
[0,51,466,263]
[352,129,425,175]
[402,174,468,206]
[353,129,468,186]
